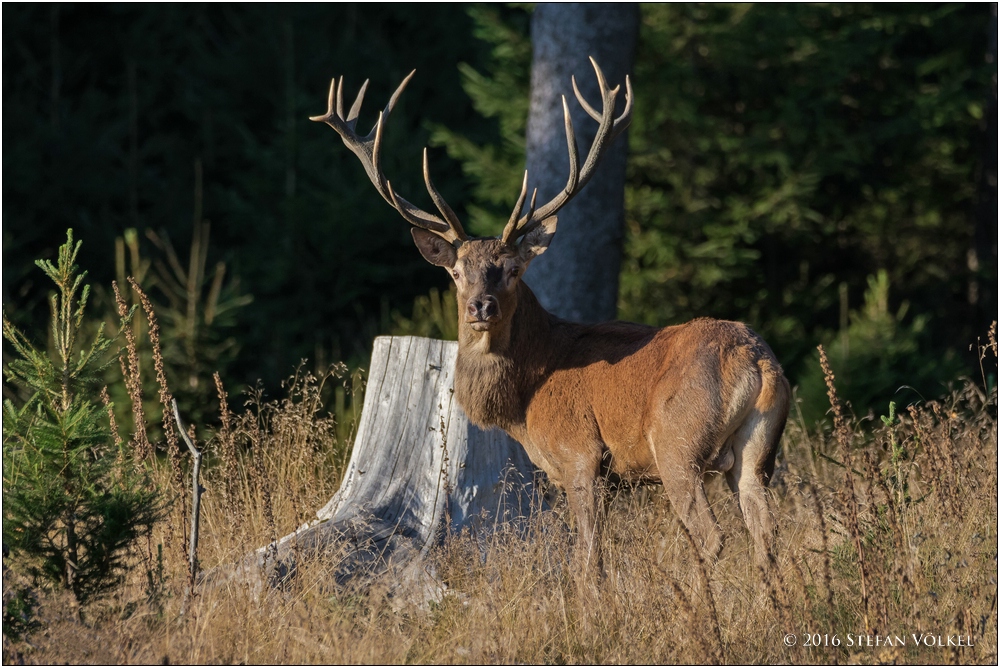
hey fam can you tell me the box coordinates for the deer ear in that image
[411,228,458,268]
[518,216,557,263]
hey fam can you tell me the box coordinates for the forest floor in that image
[3,361,998,665]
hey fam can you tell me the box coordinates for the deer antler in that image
[310,72,468,245]
[501,57,633,245]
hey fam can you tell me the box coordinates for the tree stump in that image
[216,336,540,598]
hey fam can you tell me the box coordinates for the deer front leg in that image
[563,454,606,582]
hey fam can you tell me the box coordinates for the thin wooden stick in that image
[173,399,203,584]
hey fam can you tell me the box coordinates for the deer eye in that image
[451,270,461,280]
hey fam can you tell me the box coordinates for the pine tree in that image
[3,230,163,608]
[430,5,533,236]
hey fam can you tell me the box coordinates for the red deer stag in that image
[310,59,791,573]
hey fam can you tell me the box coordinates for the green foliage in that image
[2,5,993,425]
[2,231,163,607]
[101,219,250,434]
[430,5,533,237]
[2,584,41,643]
[622,4,992,378]
[2,5,492,387]
[389,284,459,341]
[797,271,961,425]
[430,4,991,422]
[144,213,253,424]
[880,400,904,462]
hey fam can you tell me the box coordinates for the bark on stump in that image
[216,336,540,599]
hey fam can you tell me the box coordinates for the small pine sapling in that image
[2,230,163,609]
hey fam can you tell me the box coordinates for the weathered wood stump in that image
[217,336,540,598]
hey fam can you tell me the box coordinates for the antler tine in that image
[363,69,416,141]
[571,75,596,121]
[336,76,346,121]
[514,188,543,239]
[573,57,632,136]
[346,79,369,128]
[610,75,634,143]
[310,71,467,244]
[561,95,581,194]
[608,74,632,143]
[570,56,619,123]
[309,78,339,126]
[423,148,467,241]
[386,180,436,231]
[504,58,632,245]
[501,171,530,244]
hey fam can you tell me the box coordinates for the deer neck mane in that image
[454,281,554,431]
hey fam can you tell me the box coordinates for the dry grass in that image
[4,345,997,665]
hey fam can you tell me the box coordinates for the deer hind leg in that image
[666,471,723,562]
[651,429,724,562]
[725,379,789,567]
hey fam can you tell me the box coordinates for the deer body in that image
[312,59,790,571]
[436,240,789,569]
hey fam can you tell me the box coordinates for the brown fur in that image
[412,233,791,573]
[315,62,789,574]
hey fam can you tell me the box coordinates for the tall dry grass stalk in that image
[818,343,871,635]
[4,337,996,665]
[112,280,150,461]
[100,385,123,451]
[125,277,190,566]
[214,371,243,532]
[128,280,185,491]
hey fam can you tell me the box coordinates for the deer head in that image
[310,58,632,335]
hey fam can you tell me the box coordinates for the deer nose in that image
[467,296,500,321]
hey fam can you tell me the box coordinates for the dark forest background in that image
[4,3,997,427]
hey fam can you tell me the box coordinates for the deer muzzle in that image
[466,296,501,331]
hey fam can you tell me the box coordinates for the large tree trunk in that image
[523,3,639,323]
[213,336,539,599]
